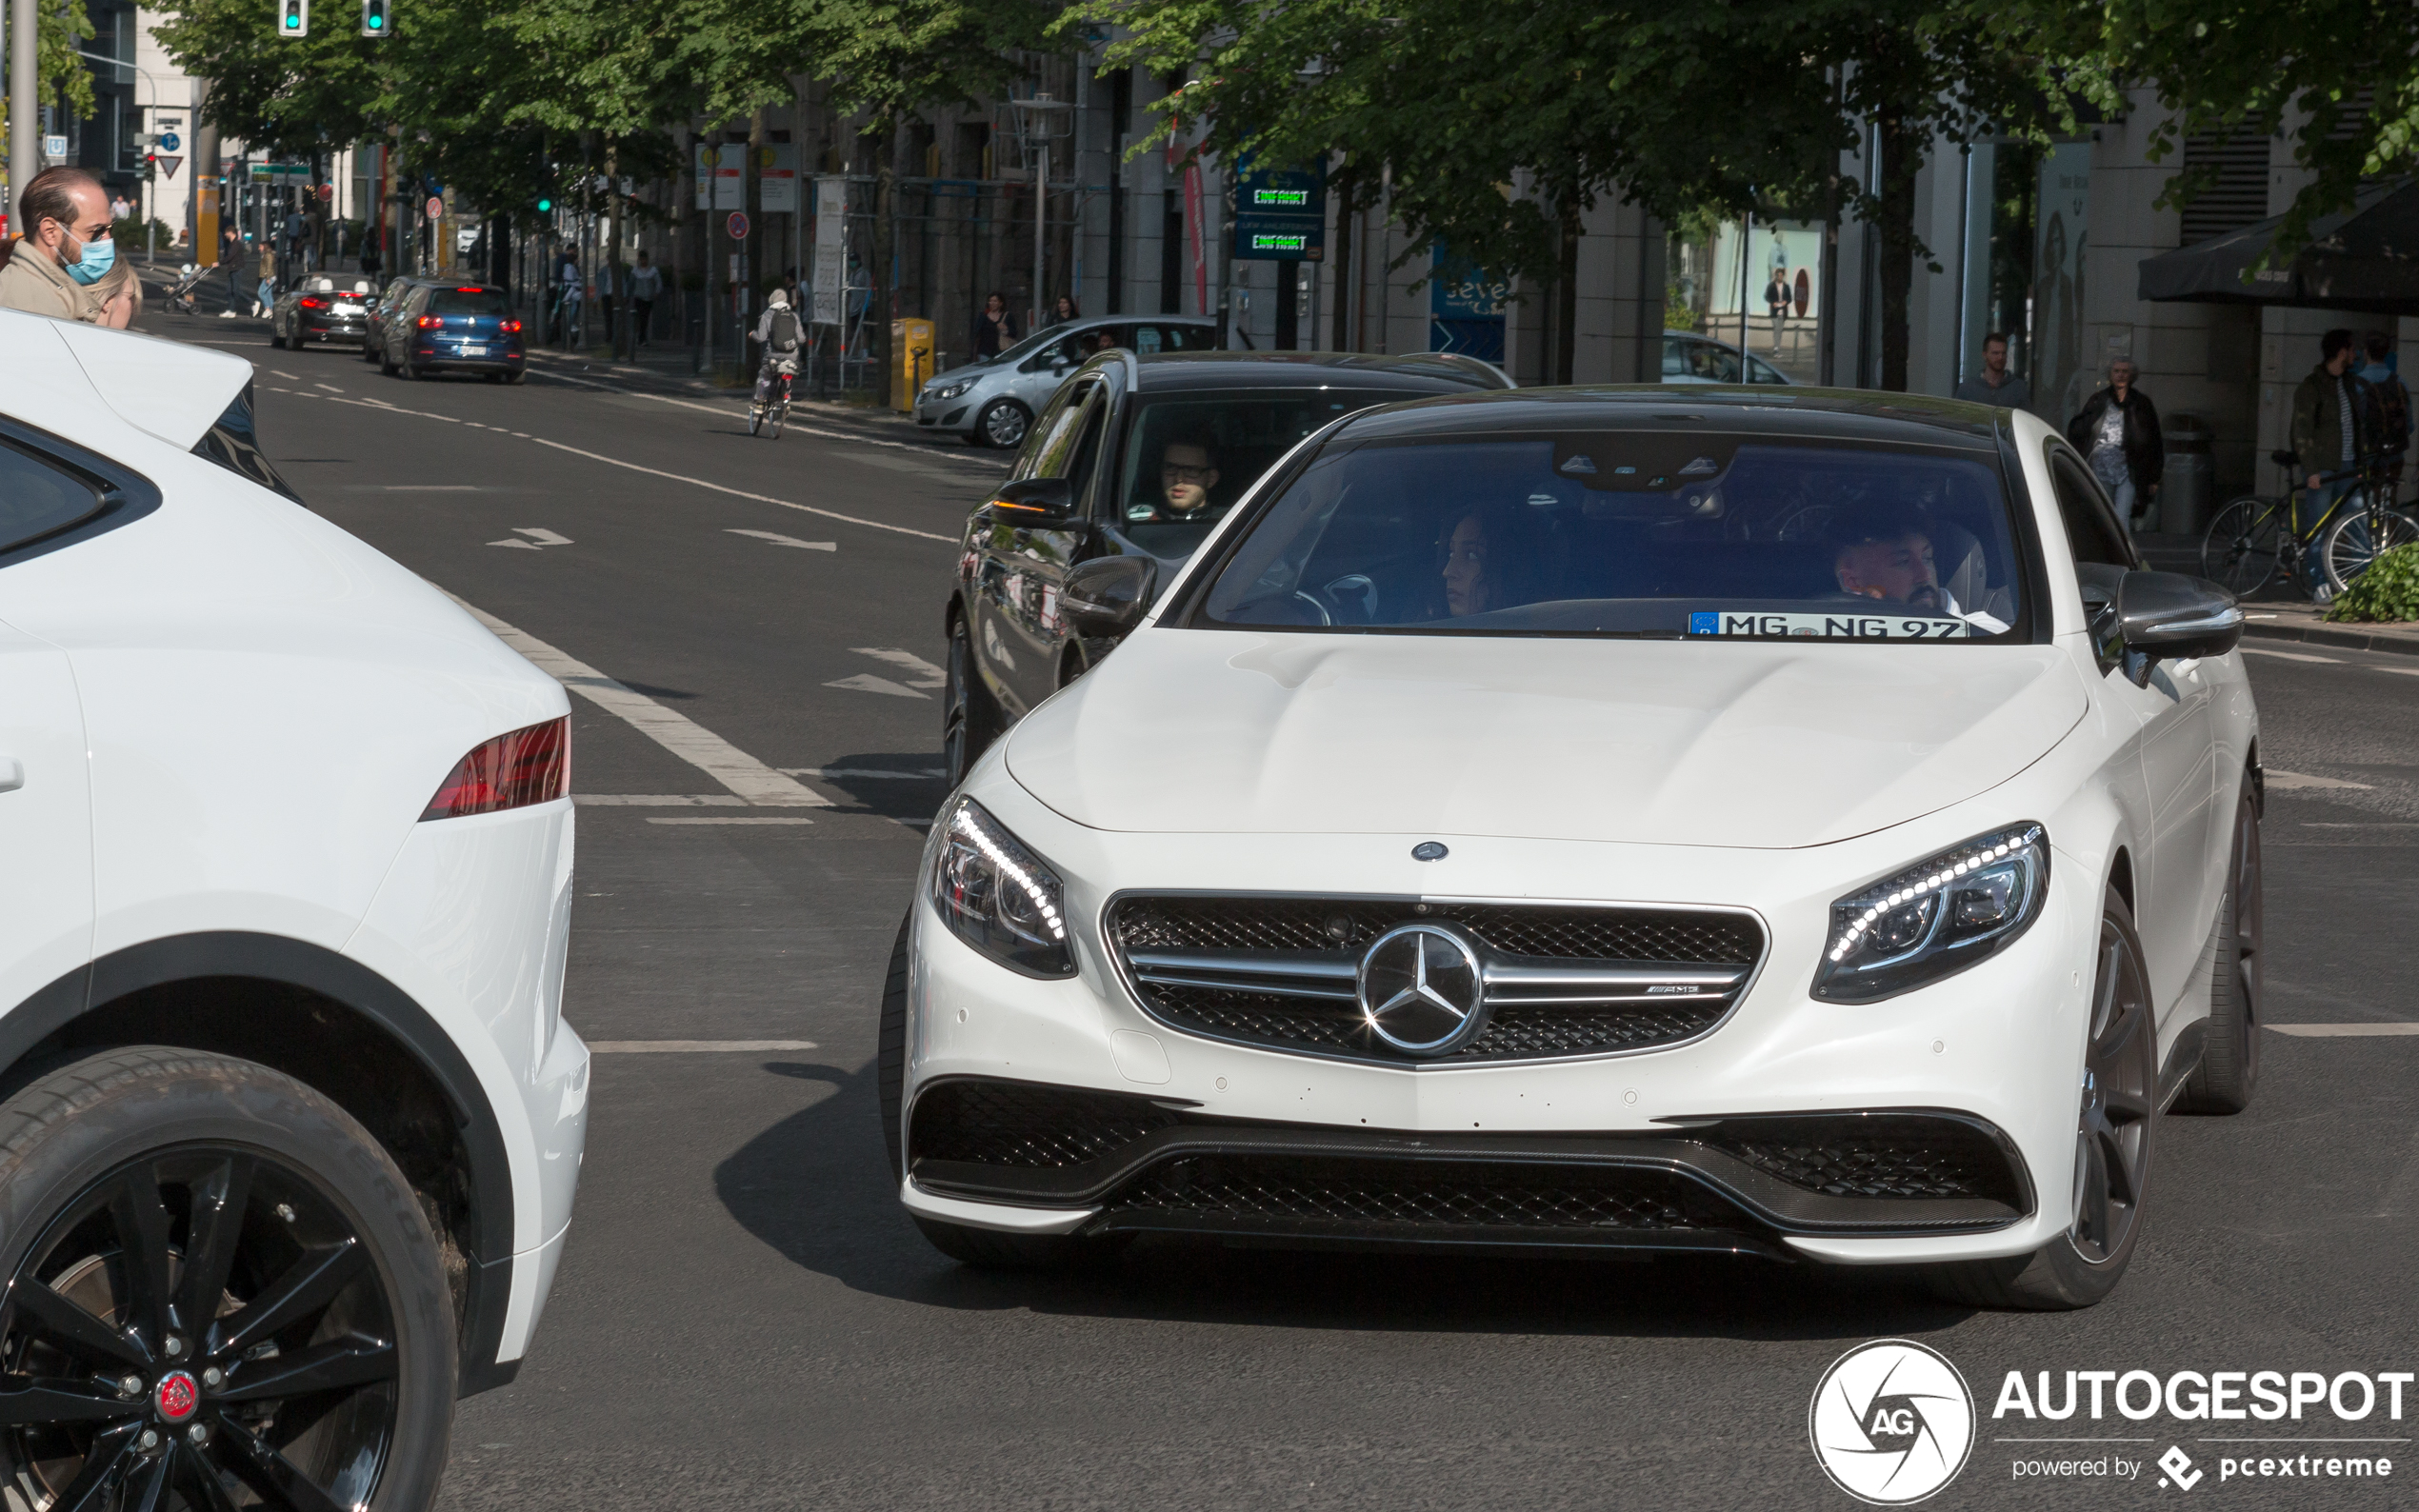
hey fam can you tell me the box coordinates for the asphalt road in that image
[130,303,2419,1510]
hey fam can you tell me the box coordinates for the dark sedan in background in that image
[270,273,378,350]
[943,349,1512,782]
[377,282,527,382]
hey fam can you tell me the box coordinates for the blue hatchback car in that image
[379,282,527,383]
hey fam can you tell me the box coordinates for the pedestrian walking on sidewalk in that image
[629,250,662,348]
[2067,359,2163,530]
[972,290,1016,359]
[1954,332,2033,410]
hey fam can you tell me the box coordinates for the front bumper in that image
[914,399,972,430]
[900,771,2119,1266]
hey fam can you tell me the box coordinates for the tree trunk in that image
[1874,108,1921,393]
[871,115,896,405]
[1329,167,1354,351]
[1553,197,1580,385]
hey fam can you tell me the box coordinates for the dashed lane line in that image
[2266,769,2374,791]
[2269,1024,2419,1037]
[448,597,830,808]
[318,391,956,544]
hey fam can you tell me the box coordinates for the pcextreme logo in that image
[1809,1339,1978,1504]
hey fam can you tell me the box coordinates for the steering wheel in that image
[1302,573,1380,626]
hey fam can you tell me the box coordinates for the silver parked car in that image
[1663,328,1794,385]
[915,314,1223,448]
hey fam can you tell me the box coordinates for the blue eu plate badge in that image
[1688,611,1720,635]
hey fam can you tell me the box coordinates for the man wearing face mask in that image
[0,169,135,327]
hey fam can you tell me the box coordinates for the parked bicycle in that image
[2201,448,2419,598]
[749,367,792,439]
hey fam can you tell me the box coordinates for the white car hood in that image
[1006,630,2088,849]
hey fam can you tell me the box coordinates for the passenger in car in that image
[1438,507,1546,617]
[1126,436,1222,523]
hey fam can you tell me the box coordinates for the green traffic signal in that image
[537,198,551,212]
[278,0,308,36]
[361,0,387,34]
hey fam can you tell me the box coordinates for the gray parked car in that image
[1663,328,1794,385]
[914,314,1223,448]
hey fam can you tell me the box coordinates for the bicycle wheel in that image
[2321,503,2419,591]
[770,400,787,440]
[2202,496,2285,595]
[747,404,764,437]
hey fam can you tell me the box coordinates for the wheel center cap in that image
[154,1371,198,1422]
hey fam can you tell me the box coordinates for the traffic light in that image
[536,197,550,212]
[361,0,389,34]
[277,0,308,36]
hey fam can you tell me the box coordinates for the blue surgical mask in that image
[64,231,116,286]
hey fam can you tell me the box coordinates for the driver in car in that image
[1126,436,1222,523]
[1829,507,2009,632]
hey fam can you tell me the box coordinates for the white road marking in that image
[851,646,948,687]
[823,673,928,699]
[2237,646,2342,663]
[2376,666,2419,676]
[270,368,300,380]
[525,434,955,542]
[490,539,541,550]
[515,527,573,546]
[377,485,482,492]
[449,597,830,807]
[587,1040,819,1052]
[2266,769,2374,791]
[647,816,818,826]
[2269,1023,2419,1037]
[779,766,947,780]
[314,383,344,393]
[2300,822,2419,828]
[573,794,747,806]
[728,528,836,551]
[536,368,1001,468]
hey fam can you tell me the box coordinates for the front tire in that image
[1925,885,2157,1309]
[877,913,910,1184]
[975,398,1031,450]
[941,611,1004,787]
[2175,776,2264,1113]
[2320,505,2419,592]
[0,1047,456,1511]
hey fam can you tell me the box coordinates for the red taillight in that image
[299,297,325,309]
[501,319,522,333]
[421,717,569,820]
[417,315,441,328]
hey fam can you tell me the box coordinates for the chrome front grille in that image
[1106,895,1764,1065]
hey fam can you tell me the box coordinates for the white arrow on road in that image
[726,528,836,551]
[823,647,950,701]
[490,527,573,549]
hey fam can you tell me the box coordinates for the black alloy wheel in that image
[976,399,1030,450]
[1925,885,2158,1310]
[941,614,1001,788]
[0,1048,454,1512]
[2177,776,2264,1112]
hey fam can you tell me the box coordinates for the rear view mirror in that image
[1063,555,1159,636]
[2116,570,2243,684]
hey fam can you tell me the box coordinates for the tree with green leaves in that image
[1088,0,2073,388]
[1995,0,2419,259]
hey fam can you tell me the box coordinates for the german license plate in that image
[333,303,363,315]
[460,345,488,356]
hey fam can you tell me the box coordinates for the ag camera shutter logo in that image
[1809,1339,1976,1503]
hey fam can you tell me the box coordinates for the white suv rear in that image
[0,311,587,1508]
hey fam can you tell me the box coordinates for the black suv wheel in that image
[0,1047,456,1511]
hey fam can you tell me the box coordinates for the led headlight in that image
[929,797,1074,977]
[1812,823,2049,1004]
[928,380,972,401]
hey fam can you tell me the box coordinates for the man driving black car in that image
[1125,435,1223,523]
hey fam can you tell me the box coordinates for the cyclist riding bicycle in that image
[751,289,805,415]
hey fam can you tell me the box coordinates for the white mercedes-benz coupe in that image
[0,309,587,1503]
[885,384,2259,1311]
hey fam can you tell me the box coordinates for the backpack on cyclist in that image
[768,307,802,353]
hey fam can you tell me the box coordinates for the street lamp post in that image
[1007,94,1072,332]
[9,0,42,227]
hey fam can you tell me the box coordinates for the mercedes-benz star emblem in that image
[1357,923,1488,1055]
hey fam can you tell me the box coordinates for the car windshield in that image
[1115,391,1425,557]
[429,288,509,316]
[1191,431,2025,641]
